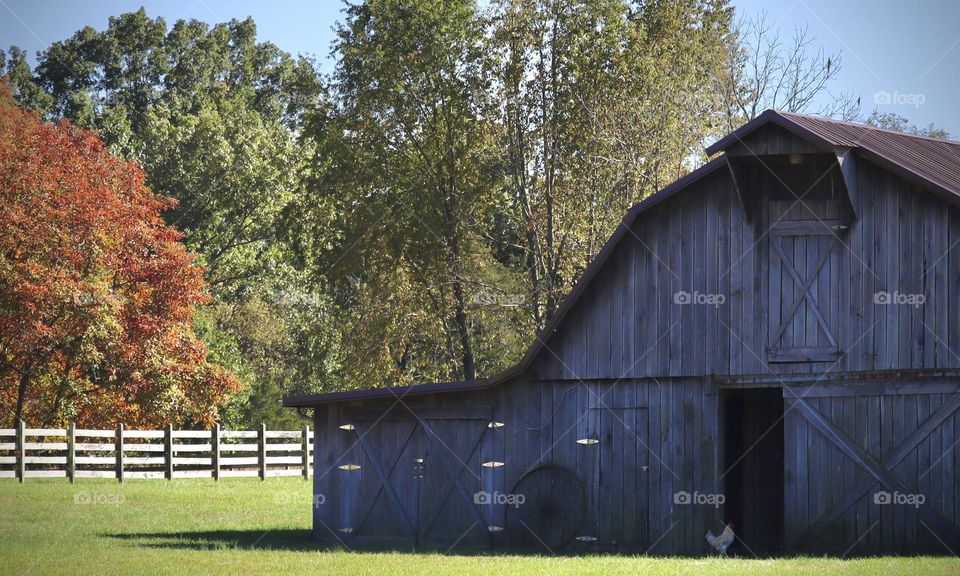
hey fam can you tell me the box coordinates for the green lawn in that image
[1,478,958,575]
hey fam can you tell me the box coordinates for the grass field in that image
[1,478,959,575]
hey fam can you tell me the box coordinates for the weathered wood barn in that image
[285,110,960,556]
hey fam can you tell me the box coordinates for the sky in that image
[1,0,959,135]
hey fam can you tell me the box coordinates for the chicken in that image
[705,522,735,556]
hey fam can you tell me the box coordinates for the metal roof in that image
[285,110,960,407]
[707,109,960,203]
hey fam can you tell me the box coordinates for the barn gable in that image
[531,113,960,381]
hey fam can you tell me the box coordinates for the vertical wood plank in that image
[164,423,173,480]
[212,424,221,481]
[115,422,124,484]
[16,419,24,483]
[259,422,267,481]
[67,422,76,483]
[302,424,311,480]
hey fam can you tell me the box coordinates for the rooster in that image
[705,522,735,556]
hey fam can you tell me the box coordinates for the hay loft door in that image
[767,218,844,362]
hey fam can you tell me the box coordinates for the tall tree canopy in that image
[2,2,878,423]
[0,84,238,427]
[295,0,734,388]
[2,9,333,427]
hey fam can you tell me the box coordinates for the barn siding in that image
[725,123,826,156]
[533,157,960,380]
[782,379,960,554]
[311,377,723,554]
[304,120,960,556]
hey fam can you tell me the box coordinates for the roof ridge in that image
[776,110,960,146]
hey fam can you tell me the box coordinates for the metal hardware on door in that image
[412,457,425,479]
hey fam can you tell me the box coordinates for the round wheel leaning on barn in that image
[505,464,586,551]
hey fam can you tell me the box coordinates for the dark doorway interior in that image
[722,388,785,555]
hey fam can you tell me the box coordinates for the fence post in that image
[68,422,76,483]
[115,422,124,484]
[164,423,173,480]
[16,419,25,483]
[302,424,310,480]
[258,423,266,481]
[212,424,220,481]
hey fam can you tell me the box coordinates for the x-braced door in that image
[767,219,845,362]
[783,385,960,554]
[343,407,492,549]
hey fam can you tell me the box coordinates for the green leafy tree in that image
[5,9,332,427]
[298,0,511,386]
[491,0,732,329]
[865,111,950,140]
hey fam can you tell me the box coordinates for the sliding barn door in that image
[343,407,492,549]
[783,382,960,555]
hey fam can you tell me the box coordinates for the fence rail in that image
[0,421,313,482]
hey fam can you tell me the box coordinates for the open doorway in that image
[721,388,785,555]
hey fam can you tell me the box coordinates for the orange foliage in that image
[0,82,240,428]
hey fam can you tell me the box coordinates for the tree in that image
[0,84,239,428]
[5,10,336,427]
[865,111,950,140]
[717,11,860,131]
[491,0,732,329]
[301,0,502,384]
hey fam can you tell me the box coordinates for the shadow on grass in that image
[104,529,498,555]
[105,529,334,552]
[105,530,953,559]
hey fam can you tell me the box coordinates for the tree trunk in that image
[13,365,32,427]
[451,279,475,381]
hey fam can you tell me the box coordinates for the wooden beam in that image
[785,381,960,398]
[258,423,267,481]
[212,424,221,481]
[164,424,173,480]
[834,147,859,222]
[115,422,124,484]
[16,419,24,483]
[302,425,310,480]
[67,422,76,483]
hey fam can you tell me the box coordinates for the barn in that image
[284,110,960,556]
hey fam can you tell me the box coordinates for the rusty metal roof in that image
[707,109,960,202]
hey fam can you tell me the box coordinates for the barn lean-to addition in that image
[284,110,960,556]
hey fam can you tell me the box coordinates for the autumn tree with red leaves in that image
[0,83,239,428]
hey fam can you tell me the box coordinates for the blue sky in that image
[1,0,959,134]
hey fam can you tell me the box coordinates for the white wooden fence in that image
[0,421,313,482]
